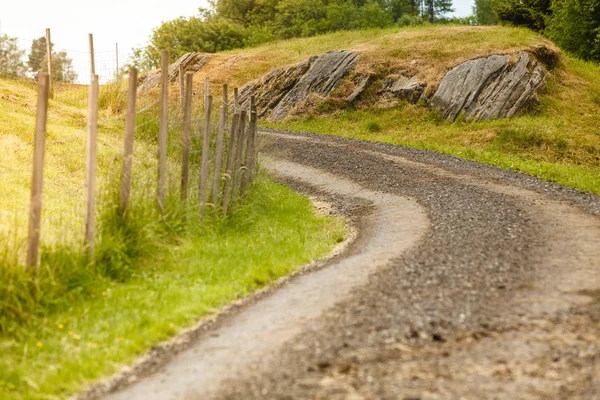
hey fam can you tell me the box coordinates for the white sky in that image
[1,0,473,83]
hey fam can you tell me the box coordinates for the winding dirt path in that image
[90,129,600,399]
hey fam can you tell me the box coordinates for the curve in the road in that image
[84,129,600,400]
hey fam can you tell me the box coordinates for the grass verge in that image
[0,177,345,399]
[0,77,345,398]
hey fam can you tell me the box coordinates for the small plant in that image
[366,121,382,132]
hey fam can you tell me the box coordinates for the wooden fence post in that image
[157,49,169,211]
[199,95,213,218]
[223,83,228,127]
[211,105,227,213]
[179,64,185,115]
[45,29,53,96]
[222,113,240,216]
[204,77,209,108]
[231,110,247,206]
[181,72,193,203]
[85,74,100,261]
[234,88,239,112]
[241,109,257,197]
[120,68,137,216]
[88,33,96,77]
[26,74,50,275]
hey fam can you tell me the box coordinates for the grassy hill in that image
[188,25,600,194]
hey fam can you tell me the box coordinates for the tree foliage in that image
[493,0,600,63]
[546,0,600,62]
[492,0,551,31]
[473,0,497,25]
[0,34,26,78]
[28,37,77,82]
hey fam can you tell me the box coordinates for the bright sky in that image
[1,0,473,83]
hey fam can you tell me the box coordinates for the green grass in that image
[0,177,344,399]
[0,77,345,398]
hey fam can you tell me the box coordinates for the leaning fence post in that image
[211,105,227,213]
[120,68,137,216]
[231,110,247,207]
[222,83,229,128]
[241,109,257,198]
[199,95,213,218]
[26,74,50,276]
[222,113,239,216]
[85,74,100,261]
[157,49,169,211]
[234,87,239,112]
[181,72,193,203]
[179,64,185,115]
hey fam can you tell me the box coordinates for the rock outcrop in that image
[142,47,552,123]
[239,50,358,121]
[137,53,210,93]
[379,75,426,104]
[430,52,546,121]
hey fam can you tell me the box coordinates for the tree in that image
[28,37,77,82]
[28,37,48,78]
[492,0,551,31]
[421,0,454,22]
[0,34,26,78]
[473,0,497,25]
[546,0,600,62]
[144,16,248,67]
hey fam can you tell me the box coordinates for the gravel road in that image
[99,129,600,400]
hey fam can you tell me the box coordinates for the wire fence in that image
[2,46,260,272]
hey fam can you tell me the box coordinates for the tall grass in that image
[0,80,243,334]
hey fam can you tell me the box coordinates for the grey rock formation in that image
[239,50,358,121]
[431,52,546,121]
[270,50,357,121]
[238,57,316,118]
[346,76,371,104]
[379,75,425,103]
[137,53,210,93]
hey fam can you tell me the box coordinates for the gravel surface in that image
[213,129,600,400]
[100,128,600,400]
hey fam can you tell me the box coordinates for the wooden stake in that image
[120,68,137,215]
[234,87,239,112]
[26,74,49,275]
[231,110,247,206]
[157,49,169,210]
[222,113,239,216]
[179,64,185,115]
[88,33,95,77]
[85,74,100,261]
[241,110,257,198]
[181,72,193,203]
[45,29,52,95]
[199,95,213,218]
[222,83,228,124]
[211,105,227,212]
[204,77,209,108]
